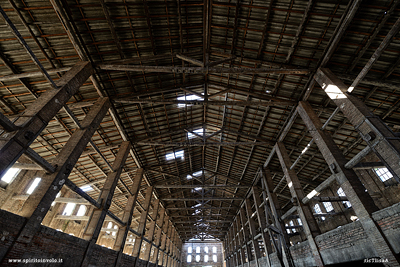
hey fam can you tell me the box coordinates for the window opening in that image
[337,187,352,208]
[26,177,41,195]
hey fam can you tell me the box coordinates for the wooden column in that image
[245,198,261,267]
[275,142,324,266]
[146,208,165,266]
[141,199,160,263]
[232,217,240,266]
[82,141,131,241]
[132,186,154,261]
[80,141,131,266]
[314,68,400,181]
[0,61,93,180]
[156,217,170,266]
[114,168,144,266]
[0,97,110,265]
[151,214,168,264]
[163,221,173,267]
[239,207,252,265]
[297,101,400,266]
[229,225,236,267]
[252,187,273,267]
[262,169,294,267]
[236,216,246,266]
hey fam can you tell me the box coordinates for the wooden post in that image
[0,61,93,180]
[132,186,154,262]
[113,168,144,266]
[0,97,110,264]
[275,142,324,266]
[297,101,400,265]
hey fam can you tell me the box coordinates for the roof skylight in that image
[177,94,203,107]
[188,128,205,139]
[166,150,184,160]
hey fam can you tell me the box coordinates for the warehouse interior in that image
[0,0,400,266]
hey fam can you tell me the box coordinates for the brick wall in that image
[0,209,168,267]
[238,202,400,267]
[372,202,400,253]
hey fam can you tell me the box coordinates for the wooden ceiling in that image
[0,0,400,241]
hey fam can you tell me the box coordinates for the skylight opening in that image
[80,185,93,192]
[177,94,203,107]
[1,168,20,184]
[192,170,202,176]
[192,209,201,215]
[301,143,311,154]
[188,128,205,139]
[166,150,184,161]
[192,187,202,193]
[26,178,41,195]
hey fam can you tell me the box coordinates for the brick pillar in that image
[314,68,400,182]
[275,142,324,266]
[297,101,400,266]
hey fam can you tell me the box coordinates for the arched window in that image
[212,246,217,253]
[112,225,118,236]
[204,255,209,262]
[106,222,113,234]
[195,255,200,262]
[204,246,208,253]
[213,255,217,262]
[188,246,192,253]
[187,255,192,263]
[196,246,200,253]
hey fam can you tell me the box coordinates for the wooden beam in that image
[114,99,295,106]
[99,64,310,74]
